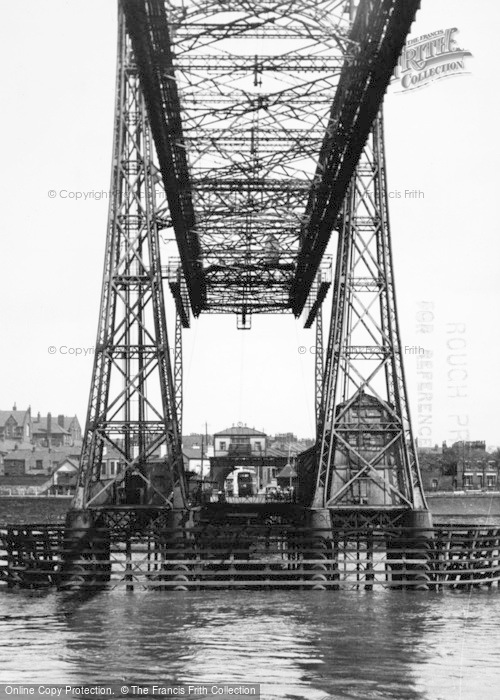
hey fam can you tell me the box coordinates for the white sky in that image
[0,1,498,446]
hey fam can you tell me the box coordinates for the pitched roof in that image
[269,441,304,454]
[0,475,49,486]
[277,463,298,478]
[3,447,75,464]
[4,449,50,461]
[102,447,123,460]
[183,447,208,460]
[31,418,70,435]
[265,446,288,458]
[214,426,266,437]
[55,457,79,472]
[0,410,30,427]
[182,434,212,448]
[62,415,80,429]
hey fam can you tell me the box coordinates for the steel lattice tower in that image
[314,112,428,517]
[73,12,186,512]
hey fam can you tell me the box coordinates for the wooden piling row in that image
[1,522,500,591]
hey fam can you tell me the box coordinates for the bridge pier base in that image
[386,510,434,590]
[305,509,337,590]
[6,507,500,591]
[402,509,434,533]
[58,509,111,591]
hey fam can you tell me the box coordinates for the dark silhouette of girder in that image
[122,0,205,316]
[291,0,421,314]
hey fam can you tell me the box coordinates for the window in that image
[463,474,472,488]
[358,479,369,503]
[35,460,43,470]
[477,474,483,489]
[100,463,106,477]
[219,441,226,451]
[487,475,496,488]
[109,461,116,476]
[431,478,438,490]
[254,441,262,451]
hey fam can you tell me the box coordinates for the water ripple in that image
[0,589,499,698]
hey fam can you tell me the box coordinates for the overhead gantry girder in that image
[175,55,347,73]
[290,0,421,315]
[122,0,352,318]
[122,0,419,323]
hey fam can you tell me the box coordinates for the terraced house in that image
[0,405,32,442]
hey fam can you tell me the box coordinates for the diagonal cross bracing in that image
[74,13,187,511]
[313,113,427,511]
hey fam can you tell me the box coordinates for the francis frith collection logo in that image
[393,27,472,93]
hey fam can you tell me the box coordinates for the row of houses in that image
[0,405,83,496]
[1,416,496,497]
[0,405,82,447]
[0,447,124,496]
[418,441,500,491]
[0,424,311,496]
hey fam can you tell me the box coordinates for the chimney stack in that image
[47,412,52,448]
[13,403,17,411]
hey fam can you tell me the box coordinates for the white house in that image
[214,425,266,457]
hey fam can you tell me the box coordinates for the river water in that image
[0,589,499,700]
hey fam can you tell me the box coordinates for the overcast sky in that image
[0,1,498,447]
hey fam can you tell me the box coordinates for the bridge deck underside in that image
[123,0,420,317]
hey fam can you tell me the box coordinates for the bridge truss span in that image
[123,0,420,325]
